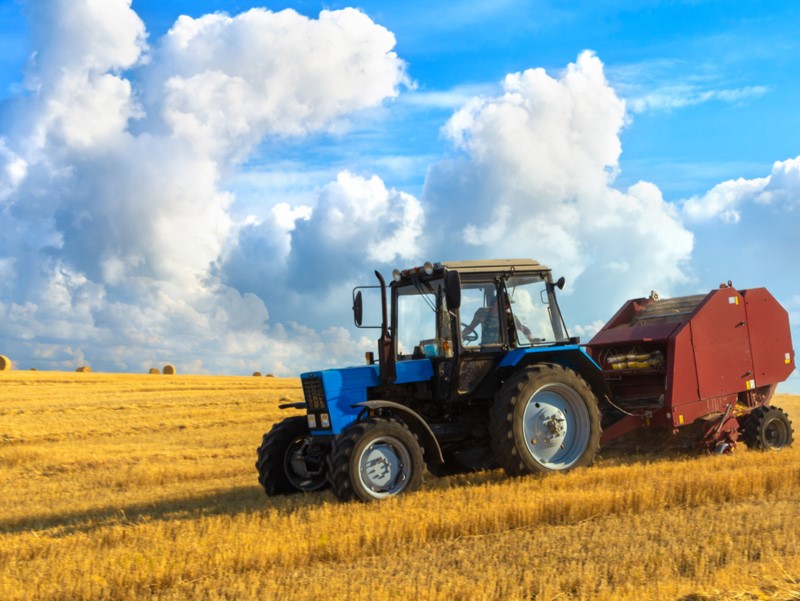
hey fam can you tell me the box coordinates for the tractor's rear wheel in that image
[741,406,794,450]
[327,417,424,502]
[256,416,328,495]
[490,364,601,476]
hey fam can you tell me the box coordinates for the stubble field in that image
[1,371,799,600]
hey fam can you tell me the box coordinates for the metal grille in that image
[302,376,327,411]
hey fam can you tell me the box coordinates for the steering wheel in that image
[461,322,478,342]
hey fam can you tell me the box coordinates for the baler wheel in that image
[327,417,424,502]
[256,416,328,496]
[490,364,601,476]
[741,406,794,451]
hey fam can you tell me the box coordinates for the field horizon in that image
[2,371,799,600]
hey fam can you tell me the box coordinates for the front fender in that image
[353,400,444,465]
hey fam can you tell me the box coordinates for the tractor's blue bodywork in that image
[302,345,605,437]
[302,359,434,436]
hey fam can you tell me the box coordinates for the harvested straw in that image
[76,366,92,373]
[0,355,10,371]
[252,371,262,377]
[163,364,176,375]
[265,373,275,378]
[149,367,161,375]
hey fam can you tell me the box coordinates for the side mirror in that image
[353,290,363,327]
[555,276,566,290]
[445,270,461,310]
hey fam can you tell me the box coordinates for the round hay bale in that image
[265,373,275,378]
[76,365,92,373]
[0,355,11,371]
[252,371,262,377]
[30,368,37,371]
[148,367,161,374]
[163,364,176,375]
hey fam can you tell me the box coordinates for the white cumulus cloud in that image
[0,0,410,374]
[425,51,693,313]
[144,7,408,159]
[683,156,800,223]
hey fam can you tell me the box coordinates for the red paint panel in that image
[689,289,754,400]
[742,288,796,385]
[667,326,699,407]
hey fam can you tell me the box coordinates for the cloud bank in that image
[0,2,797,381]
[0,0,408,373]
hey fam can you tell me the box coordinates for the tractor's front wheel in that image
[256,416,328,496]
[490,364,601,476]
[741,406,794,450]
[327,417,424,502]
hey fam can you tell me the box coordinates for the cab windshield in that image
[504,276,566,346]
[394,278,452,359]
[459,275,566,349]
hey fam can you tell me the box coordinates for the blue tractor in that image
[256,259,604,502]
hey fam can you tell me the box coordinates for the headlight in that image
[423,261,434,275]
[320,413,330,428]
[392,269,401,282]
[307,414,317,429]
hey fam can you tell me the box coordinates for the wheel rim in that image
[284,436,327,491]
[522,383,590,469]
[357,436,412,499]
[764,416,789,449]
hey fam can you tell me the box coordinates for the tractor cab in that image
[356,260,572,399]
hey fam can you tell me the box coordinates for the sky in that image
[0,0,798,391]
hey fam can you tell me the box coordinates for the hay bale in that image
[30,368,37,371]
[163,364,176,375]
[76,365,92,373]
[265,373,275,378]
[148,367,161,374]
[252,371,262,377]
[0,355,11,371]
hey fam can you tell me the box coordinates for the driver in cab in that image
[462,293,535,346]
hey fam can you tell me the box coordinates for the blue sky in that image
[0,0,798,391]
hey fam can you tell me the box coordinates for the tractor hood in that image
[300,359,434,435]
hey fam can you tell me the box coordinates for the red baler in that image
[587,284,796,451]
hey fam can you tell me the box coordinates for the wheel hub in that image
[522,383,590,468]
[284,437,326,491]
[541,411,567,439]
[765,418,789,449]
[358,436,410,497]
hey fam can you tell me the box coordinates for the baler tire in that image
[490,364,601,476]
[255,416,328,496]
[327,417,424,502]
[741,406,794,451]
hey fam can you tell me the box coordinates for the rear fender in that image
[353,400,444,465]
[498,346,611,403]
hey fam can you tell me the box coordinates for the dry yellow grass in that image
[1,371,799,600]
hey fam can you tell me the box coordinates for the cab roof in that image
[441,259,550,275]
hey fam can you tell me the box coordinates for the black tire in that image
[490,364,601,476]
[741,405,794,450]
[327,417,424,502]
[255,416,328,496]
